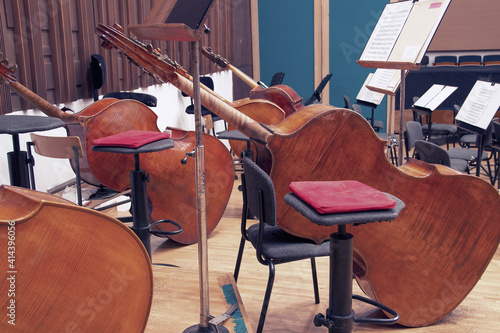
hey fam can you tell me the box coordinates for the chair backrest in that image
[242,157,276,226]
[405,121,424,153]
[414,140,451,167]
[352,103,362,115]
[90,54,106,101]
[420,55,429,66]
[433,55,457,67]
[29,133,84,205]
[483,55,500,66]
[90,54,157,106]
[103,91,158,107]
[458,55,482,66]
[343,95,352,109]
[30,133,84,159]
[493,121,500,143]
[269,72,285,86]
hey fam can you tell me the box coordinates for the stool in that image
[92,136,182,259]
[0,115,64,188]
[284,188,405,333]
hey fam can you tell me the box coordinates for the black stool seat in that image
[91,138,174,154]
[0,115,65,188]
[0,115,64,134]
[284,191,405,333]
[284,192,404,226]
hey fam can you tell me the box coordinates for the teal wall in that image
[258,0,315,100]
[330,0,387,126]
[258,0,388,130]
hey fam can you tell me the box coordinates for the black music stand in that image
[129,1,231,332]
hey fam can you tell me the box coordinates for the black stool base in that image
[313,229,398,333]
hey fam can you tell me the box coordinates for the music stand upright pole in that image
[398,69,406,166]
[183,40,229,333]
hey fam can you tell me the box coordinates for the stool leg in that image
[130,167,151,259]
[327,228,355,333]
[8,150,30,188]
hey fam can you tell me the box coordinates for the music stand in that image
[130,1,230,332]
[357,0,451,166]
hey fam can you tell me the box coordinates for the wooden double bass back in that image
[0,185,152,332]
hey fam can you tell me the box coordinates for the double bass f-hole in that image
[181,150,195,165]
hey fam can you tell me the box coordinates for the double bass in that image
[95,23,500,327]
[201,46,305,117]
[0,185,152,332]
[0,58,234,245]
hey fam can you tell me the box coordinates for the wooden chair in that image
[28,133,84,205]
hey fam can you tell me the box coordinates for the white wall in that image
[0,70,233,194]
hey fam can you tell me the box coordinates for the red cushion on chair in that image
[92,130,171,148]
[289,180,396,214]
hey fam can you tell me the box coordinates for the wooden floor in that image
[141,166,500,333]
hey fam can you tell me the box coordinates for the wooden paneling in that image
[0,0,253,114]
[429,0,500,52]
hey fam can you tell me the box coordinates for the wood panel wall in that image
[0,0,252,114]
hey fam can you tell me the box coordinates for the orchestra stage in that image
[142,172,500,333]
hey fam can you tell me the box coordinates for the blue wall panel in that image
[258,0,314,100]
[258,0,389,130]
[330,0,388,127]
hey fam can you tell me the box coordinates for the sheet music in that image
[414,84,457,111]
[356,73,385,105]
[366,68,400,94]
[360,1,413,62]
[389,0,451,64]
[426,86,457,111]
[456,81,500,130]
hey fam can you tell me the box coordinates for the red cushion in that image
[289,180,396,214]
[92,130,171,148]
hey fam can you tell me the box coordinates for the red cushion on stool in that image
[92,130,171,148]
[289,180,396,214]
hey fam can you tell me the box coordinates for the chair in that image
[352,104,383,132]
[483,55,500,66]
[405,121,425,158]
[448,121,495,180]
[433,55,457,67]
[491,121,500,188]
[28,133,85,205]
[420,55,429,66]
[269,72,285,86]
[89,54,157,107]
[458,55,482,67]
[343,95,352,109]
[182,76,226,135]
[414,140,468,172]
[234,157,330,333]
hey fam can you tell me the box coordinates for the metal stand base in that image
[183,324,229,333]
[314,225,398,333]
